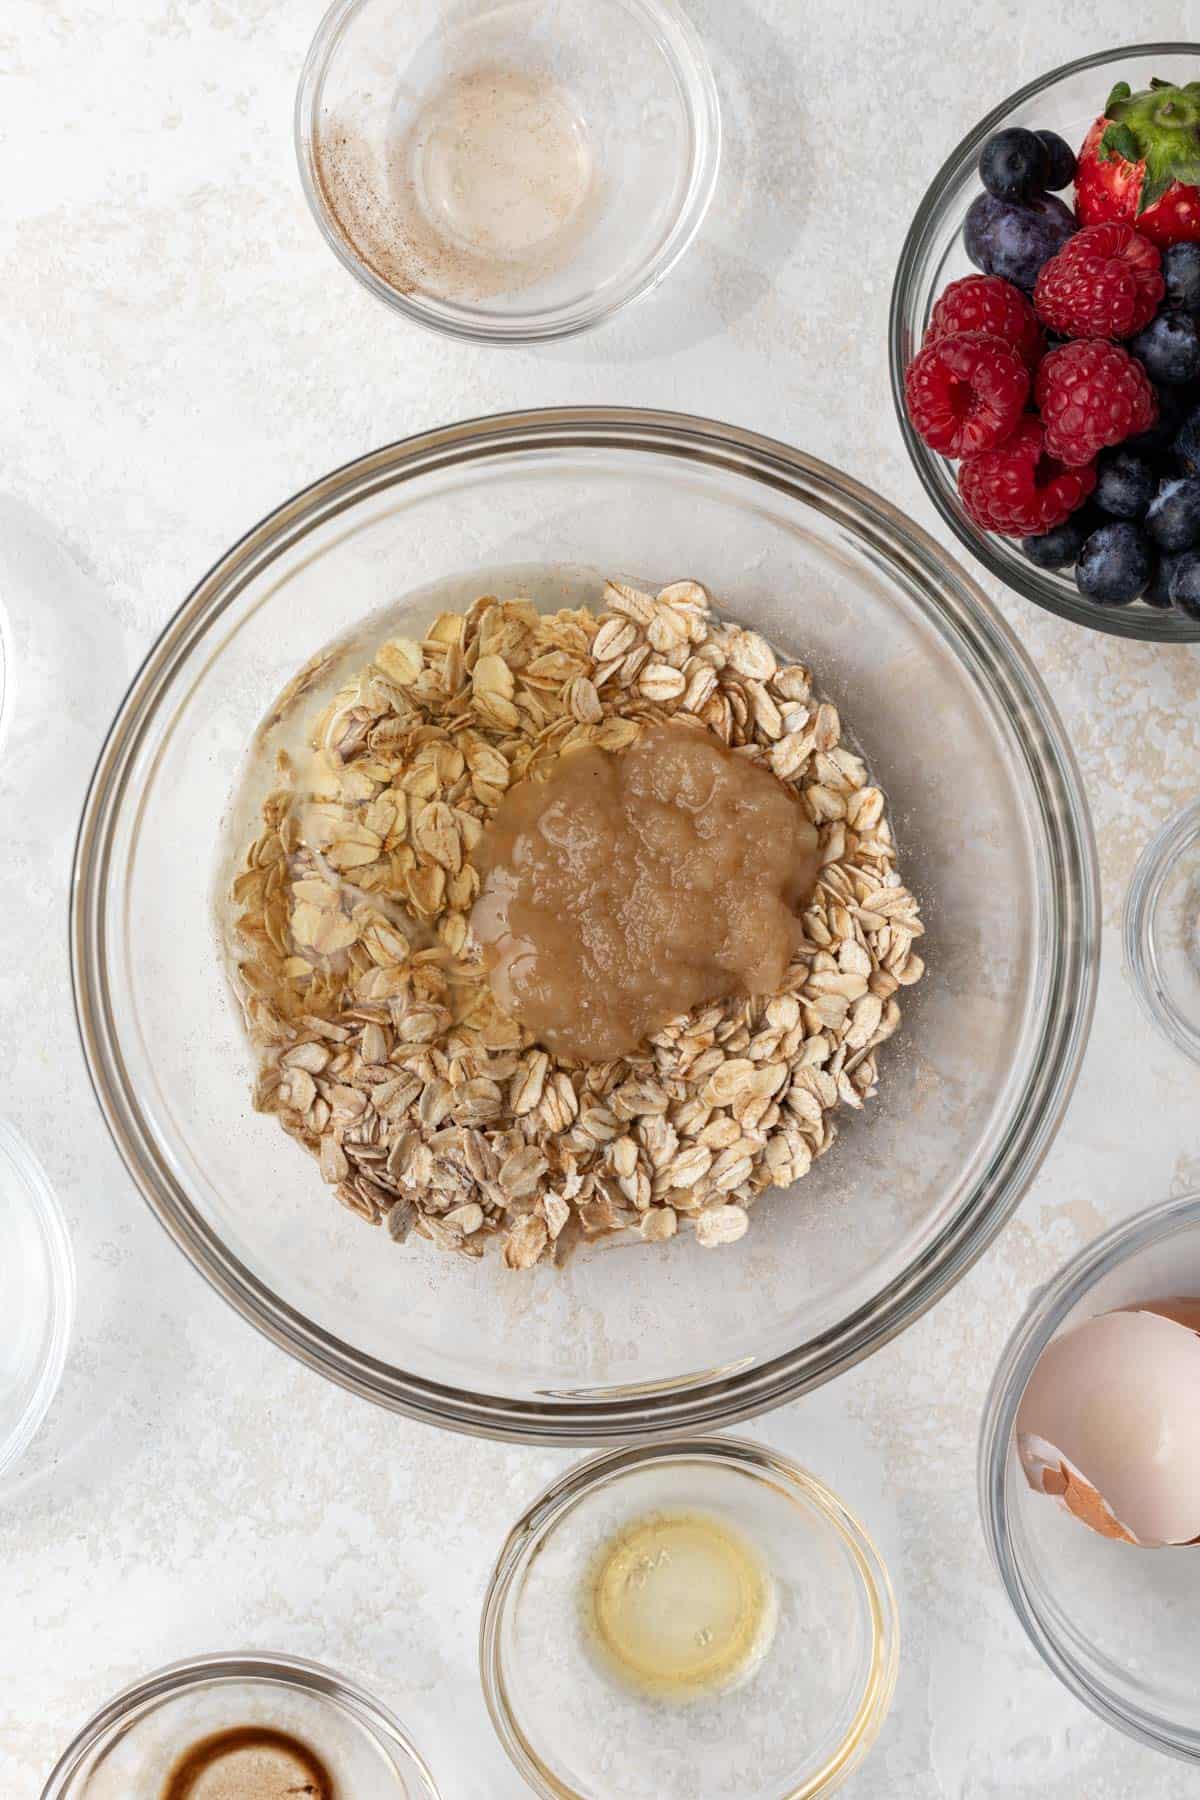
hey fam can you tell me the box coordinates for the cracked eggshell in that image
[1016,1304,1200,1548]
[1018,1432,1139,1543]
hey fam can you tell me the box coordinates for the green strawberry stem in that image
[1099,78,1200,210]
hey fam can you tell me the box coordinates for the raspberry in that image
[904,331,1030,457]
[924,274,1045,368]
[958,416,1096,536]
[1034,339,1158,466]
[1034,223,1163,339]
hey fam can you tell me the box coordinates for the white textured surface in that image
[2,1,1199,1794]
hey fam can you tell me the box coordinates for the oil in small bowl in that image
[482,1441,900,1800]
[584,1509,777,1702]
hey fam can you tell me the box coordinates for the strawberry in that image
[1075,78,1200,248]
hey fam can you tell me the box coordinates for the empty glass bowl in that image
[296,0,721,342]
[72,408,1098,1442]
[0,1119,74,1483]
[480,1437,898,1798]
[980,1191,1200,1762]
[1124,798,1200,1065]
[41,1652,441,1797]
[890,42,1200,643]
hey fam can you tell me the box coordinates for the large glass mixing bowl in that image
[71,410,1098,1442]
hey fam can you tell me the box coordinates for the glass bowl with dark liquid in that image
[41,1652,441,1798]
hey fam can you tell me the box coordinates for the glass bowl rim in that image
[1123,797,1200,1065]
[70,404,1100,1444]
[293,0,723,345]
[978,1188,1200,1763]
[478,1433,899,1800]
[38,1648,443,1798]
[888,38,1200,644]
[0,1116,75,1483]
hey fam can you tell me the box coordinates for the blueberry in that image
[1127,383,1193,455]
[1036,130,1077,191]
[1170,550,1200,620]
[979,128,1049,200]
[1020,507,1095,570]
[964,196,1007,269]
[1074,522,1154,605]
[1131,313,1200,386]
[1094,448,1157,519]
[1146,476,1200,551]
[1176,404,1200,476]
[1162,243,1200,314]
[964,192,1076,291]
[1145,550,1182,608]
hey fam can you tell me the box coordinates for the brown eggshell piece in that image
[1017,1432,1140,1544]
[1058,1464,1140,1543]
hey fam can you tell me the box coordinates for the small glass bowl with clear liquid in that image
[480,1438,898,1799]
[0,1119,73,1483]
[1124,799,1200,1066]
[295,0,721,342]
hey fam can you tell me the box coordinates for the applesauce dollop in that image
[470,720,821,1063]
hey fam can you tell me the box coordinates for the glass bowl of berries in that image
[891,45,1200,640]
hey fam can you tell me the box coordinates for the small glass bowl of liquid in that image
[480,1437,898,1799]
[1124,799,1200,1067]
[41,1652,442,1799]
[295,0,721,342]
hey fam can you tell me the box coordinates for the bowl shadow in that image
[545,0,809,364]
[0,496,197,1514]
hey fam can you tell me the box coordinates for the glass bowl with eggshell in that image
[980,1189,1200,1763]
[72,407,1098,1444]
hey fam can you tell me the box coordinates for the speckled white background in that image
[2,1,1199,1794]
